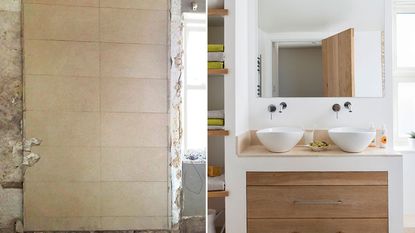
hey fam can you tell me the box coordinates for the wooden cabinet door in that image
[322,28,355,97]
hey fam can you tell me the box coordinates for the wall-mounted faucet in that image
[332,103,341,119]
[344,101,352,112]
[268,102,287,119]
[278,102,287,113]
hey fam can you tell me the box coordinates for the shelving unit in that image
[208,2,229,231]
[208,129,229,137]
[208,190,229,198]
[208,8,229,16]
[208,68,228,75]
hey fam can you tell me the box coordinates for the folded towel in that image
[208,125,225,130]
[208,110,224,119]
[208,166,222,177]
[208,174,225,191]
[208,118,224,126]
[208,44,224,52]
[208,52,225,62]
[208,61,224,69]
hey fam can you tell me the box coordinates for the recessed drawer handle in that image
[293,200,343,205]
[292,232,343,233]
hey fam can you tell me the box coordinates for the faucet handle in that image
[332,104,341,120]
[268,104,276,120]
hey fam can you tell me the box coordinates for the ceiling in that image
[258,0,385,33]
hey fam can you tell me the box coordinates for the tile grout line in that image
[24,2,168,12]
[98,0,103,229]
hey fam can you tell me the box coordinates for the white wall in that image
[355,31,383,97]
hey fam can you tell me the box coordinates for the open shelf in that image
[208,68,228,75]
[208,8,229,16]
[208,129,229,137]
[208,190,229,198]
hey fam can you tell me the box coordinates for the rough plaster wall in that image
[169,0,184,230]
[0,0,23,231]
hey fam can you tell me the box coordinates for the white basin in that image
[256,127,304,153]
[328,127,376,153]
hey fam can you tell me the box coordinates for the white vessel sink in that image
[328,127,376,153]
[256,127,304,153]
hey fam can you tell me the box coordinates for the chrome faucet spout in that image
[278,102,287,113]
[344,102,352,113]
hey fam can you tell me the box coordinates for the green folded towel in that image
[208,118,224,126]
[208,44,224,52]
[208,62,224,69]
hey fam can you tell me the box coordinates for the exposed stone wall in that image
[0,0,23,231]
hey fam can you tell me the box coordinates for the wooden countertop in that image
[239,144,401,157]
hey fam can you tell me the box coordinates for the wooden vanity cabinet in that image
[246,172,388,233]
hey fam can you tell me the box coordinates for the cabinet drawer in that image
[247,185,388,218]
[247,172,388,186]
[248,219,388,233]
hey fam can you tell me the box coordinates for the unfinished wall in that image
[23,0,169,231]
[0,0,23,231]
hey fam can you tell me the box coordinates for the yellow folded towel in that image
[208,61,224,69]
[208,166,223,177]
[208,118,224,126]
[208,44,224,52]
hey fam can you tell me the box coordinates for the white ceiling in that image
[258,0,385,33]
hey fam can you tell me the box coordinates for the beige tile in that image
[24,4,99,41]
[101,113,167,147]
[25,76,100,112]
[23,0,99,7]
[101,78,167,113]
[25,146,100,182]
[24,40,99,77]
[100,8,167,44]
[100,0,168,10]
[101,182,167,216]
[101,147,167,181]
[24,111,100,146]
[101,217,168,230]
[24,216,101,231]
[24,182,100,217]
[100,43,167,78]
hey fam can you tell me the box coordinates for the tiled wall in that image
[22,0,169,231]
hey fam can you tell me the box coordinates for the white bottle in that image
[369,123,376,147]
[379,124,387,148]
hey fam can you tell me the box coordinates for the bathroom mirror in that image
[257,0,385,98]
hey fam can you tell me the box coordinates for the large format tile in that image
[24,182,100,217]
[25,75,99,112]
[24,40,99,77]
[101,147,167,181]
[100,43,167,78]
[101,78,167,113]
[25,146,100,182]
[100,0,168,10]
[100,8,167,44]
[23,0,99,7]
[24,111,100,146]
[24,4,99,41]
[101,113,167,147]
[101,217,168,230]
[100,182,167,216]
[24,216,101,231]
